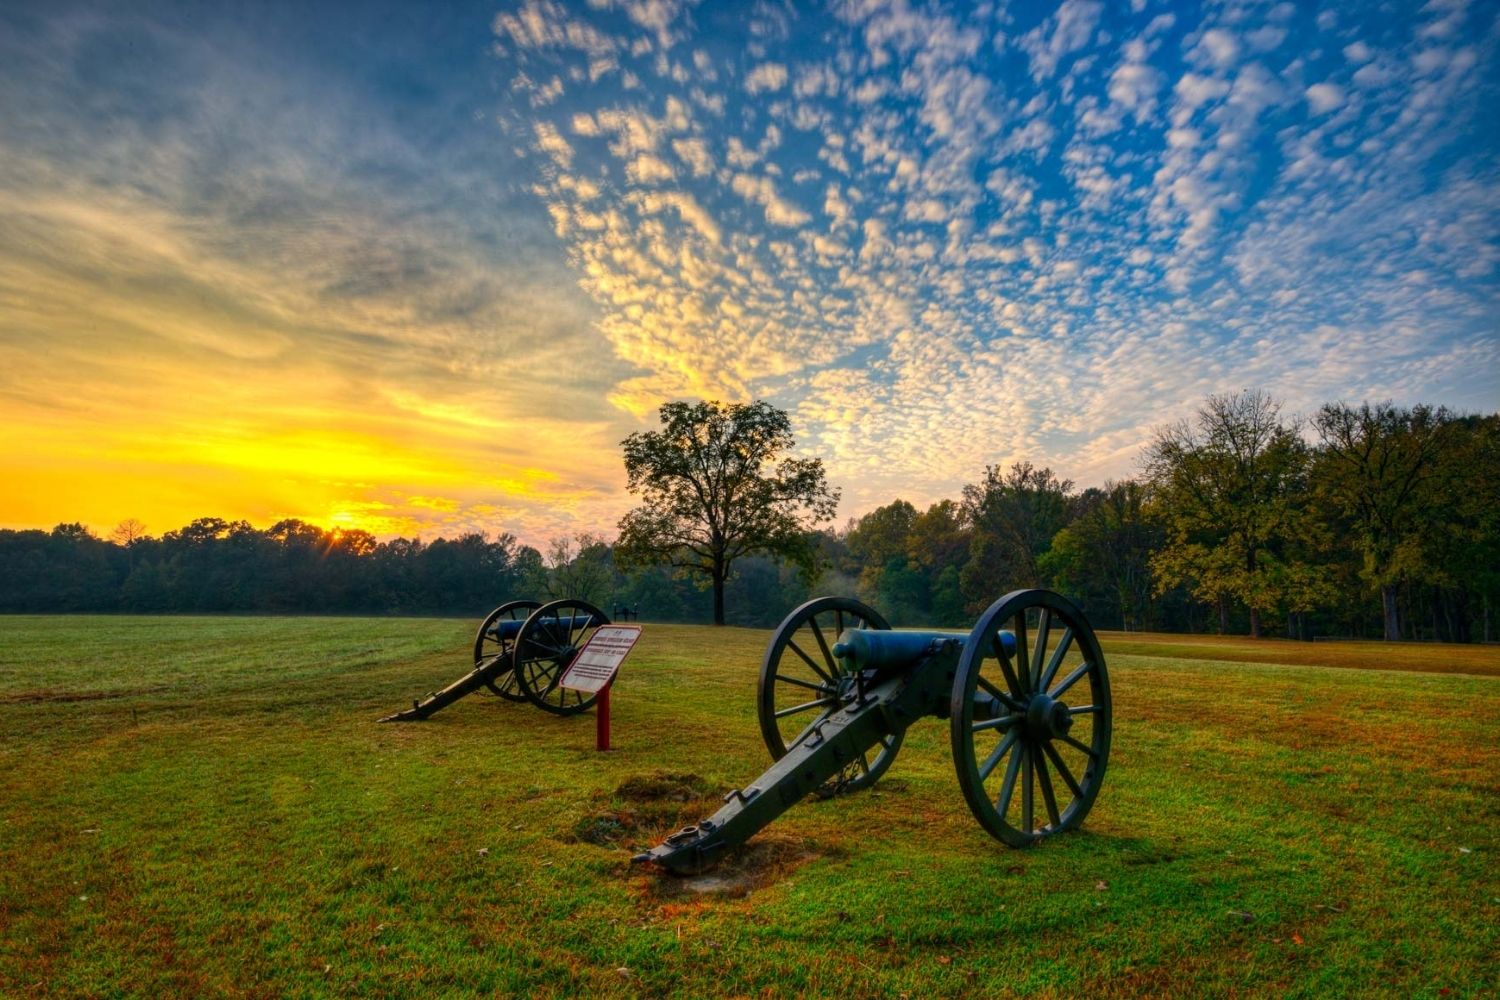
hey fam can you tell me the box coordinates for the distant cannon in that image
[634,590,1112,874]
[379,598,611,721]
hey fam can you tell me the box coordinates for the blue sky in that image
[1,0,1496,543]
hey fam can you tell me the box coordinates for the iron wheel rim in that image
[950,589,1111,847]
[757,596,903,795]
[513,599,611,716]
[473,600,542,702]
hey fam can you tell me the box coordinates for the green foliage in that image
[1041,482,1160,631]
[1313,402,1462,640]
[1145,391,1322,637]
[960,462,1074,611]
[616,400,839,625]
[3,392,1497,643]
[0,520,540,616]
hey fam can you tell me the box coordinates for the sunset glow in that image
[2,1,1495,546]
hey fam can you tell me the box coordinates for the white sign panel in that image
[560,625,642,694]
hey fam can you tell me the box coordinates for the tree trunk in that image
[1217,595,1229,635]
[712,559,726,626]
[1249,605,1261,639]
[1381,583,1400,641]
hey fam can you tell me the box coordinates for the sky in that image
[1,0,1496,547]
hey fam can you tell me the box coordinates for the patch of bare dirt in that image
[661,837,838,897]
[565,772,720,848]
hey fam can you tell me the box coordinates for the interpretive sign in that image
[560,625,642,694]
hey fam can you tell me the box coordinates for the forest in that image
[4,395,1496,642]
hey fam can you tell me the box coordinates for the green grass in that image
[1,615,1496,998]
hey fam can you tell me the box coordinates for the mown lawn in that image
[0,615,1495,998]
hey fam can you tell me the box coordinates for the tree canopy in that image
[615,399,839,625]
[1145,391,1316,638]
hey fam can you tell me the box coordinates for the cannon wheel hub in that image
[1024,694,1073,740]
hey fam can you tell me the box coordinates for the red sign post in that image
[560,625,642,750]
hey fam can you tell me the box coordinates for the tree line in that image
[3,392,1495,642]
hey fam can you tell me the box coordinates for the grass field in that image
[1,615,1496,998]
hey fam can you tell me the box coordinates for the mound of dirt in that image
[565,772,722,850]
[614,772,714,802]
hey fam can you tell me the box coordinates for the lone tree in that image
[616,400,839,625]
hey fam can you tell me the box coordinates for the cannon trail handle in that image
[379,665,495,723]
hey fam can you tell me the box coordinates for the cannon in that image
[634,589,1111,874]
[379,598,611,721]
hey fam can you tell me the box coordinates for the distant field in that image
[1098,629,1500,676]
[1,615,1496,998]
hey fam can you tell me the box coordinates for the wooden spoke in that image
[1021,745,1035,833]
[979,730,1019,781]
[1035,751,1062,829]
[993,634,1025,699]
[807,617,838,676]
[996,741,1024,817]
[1032,608,1052,689]
[1050,661,1091,699]
[1040,740,1083,799]
[972,714,1021,733]
[786,639,835,684]
[773,673,830,694]
[774,696,836,719]
[1013,613,1031,695]
[1057,731,1098,759]
[1039,627,1074,692]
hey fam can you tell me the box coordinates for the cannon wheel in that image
[473,600,542,702]
[758,596,904,796]
[513,599,611,716]
[950,590,1111,847]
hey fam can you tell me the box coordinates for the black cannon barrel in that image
[832,629,960,673]
[486,614,600,642]
[832,628,1016,673]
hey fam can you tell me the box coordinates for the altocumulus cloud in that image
[496,0,1499,514]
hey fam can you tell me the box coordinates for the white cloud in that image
[534,122,575,167]
[1022,0,1103,80]
[1109,61,1163,121]
[730,173,811,226]
[1305,83,1346,115]
[670,137,713,175]
[490,0,1500,519]
[744,62,789,95]
[1195,29,1241,69]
